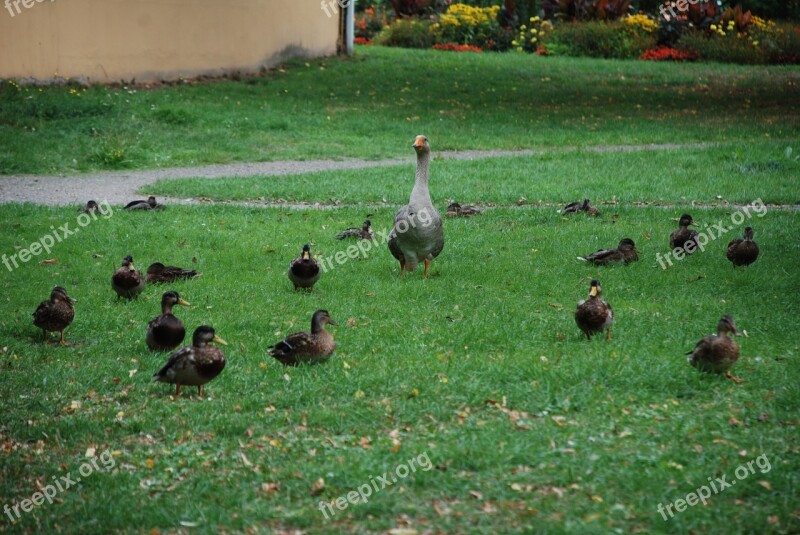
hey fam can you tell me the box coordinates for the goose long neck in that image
[410,150,431,206]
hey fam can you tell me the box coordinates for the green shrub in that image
[376,18,436,48]
[548,21,655,58]
[757,21,800,64]
[676,30,765,64]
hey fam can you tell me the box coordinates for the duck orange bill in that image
[212,335,228,346]
[178,299,191,307]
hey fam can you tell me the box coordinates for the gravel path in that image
[0,143,714,207]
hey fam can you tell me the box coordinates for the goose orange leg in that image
[424,259,431,279]
[399,258,406,278]
[175,384,182,397]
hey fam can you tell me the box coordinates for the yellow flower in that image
[530,37,537,43]
[710,24,717,31]
[752,40,759,46]
[532,16,540,22]
[511,40,518,46]
[516,46,523,52]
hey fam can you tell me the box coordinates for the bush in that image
[431,3,506,48]
[548,20,655,58]
[376,18,436,48]
[674,18,799,64]
[355,5,389,40]
[676,29,764,64]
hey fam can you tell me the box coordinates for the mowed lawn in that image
[1,46,799,534]
[1,45,799,175]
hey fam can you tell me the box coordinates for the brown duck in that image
[669,214,699,253]
[268,310,337,366]
[687,315,743,383]
[146,291,190,351]
[32,286,76,345]
[726,227,759,267]
[288,244,320,290]
[446,202,483,217]
[562,198,599,216]
[146,262,202,283]
[112,255,145,299]
[124,196,163,210]
[575,279,613,340]
[153,325,227,397]
[578,238,638,266]
[335,219,375,240]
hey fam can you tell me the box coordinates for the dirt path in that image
[0,143,715,206]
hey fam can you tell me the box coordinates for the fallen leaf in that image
[40,258,59,265]
[311,477,325,496]
[85,447,96,458]
[469,490,483,500]
[758,480,772,490]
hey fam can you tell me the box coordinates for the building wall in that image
[0,0,339,82]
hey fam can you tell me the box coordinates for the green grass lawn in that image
[0,198,798,534]
[1,46,799,534]
[1,46,799,175]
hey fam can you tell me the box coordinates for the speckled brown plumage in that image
[578,238,639,266]
[146,262,202,283]
[687,315,743,383]
[146,291,190,351]
[726,227,759,267]
[670,214,699,253]
[153,325,227,397]
[575,280,613,340]
[32,286,76,344]
[268,310,337,366]
[288,244,320,290]
[112,255,145,299]
[446,202,483,218]
[335,219,375,240]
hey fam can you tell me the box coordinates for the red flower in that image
[640,47,699,61]
[354,37,373,45]
[433,43,483,53]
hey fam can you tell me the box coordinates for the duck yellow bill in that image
[302,251,311,260]
[212,335,228,346]
[589,286,599,297]
[178,299,191,307]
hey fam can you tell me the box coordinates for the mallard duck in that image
[288,244,320,290]
[726,227,759,267]
[578,238,639,266]
[124,196,163,210]
[112,255,146,299]
[146,291,190,351]
[32,286,76,345]
[669,214,699,252]
[446,202,483,218]
[80,200,99,213]
[146,262,202,283]
[687,315,743,383]
[561,198,599,216]
[575,279,613,340]
[153,325,227,397]
[268,310,337,366]
[335,219,375,240]
[388,135,444,278]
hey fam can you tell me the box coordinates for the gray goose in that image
[388,135,444,278]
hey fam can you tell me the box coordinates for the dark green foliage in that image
[376,18,436,47]
[548,20,653,57]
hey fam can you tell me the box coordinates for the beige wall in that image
[0,0,339,82]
